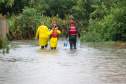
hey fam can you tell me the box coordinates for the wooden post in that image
[0,15,8,39]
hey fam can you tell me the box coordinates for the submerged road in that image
[0,41,126,84]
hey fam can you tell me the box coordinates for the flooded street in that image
[0,41,126,84]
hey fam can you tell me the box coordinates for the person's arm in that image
[45,26,50,36]
[57,30,61,35]
[50,30,53,34]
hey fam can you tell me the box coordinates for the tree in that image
[0,0,31,15]
[0,0,14,15]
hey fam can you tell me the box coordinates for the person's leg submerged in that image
[45,44,48,48]
[73,42,77,49]
[54,47,56,49]
[41,46,44,49]
[51,47,54,50]
[69,41,73,49]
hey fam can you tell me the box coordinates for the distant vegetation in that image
[0,0,126,42]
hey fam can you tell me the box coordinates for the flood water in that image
[0,41,126,84]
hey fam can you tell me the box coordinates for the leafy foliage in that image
[81,0,126,42]
[1,0,126,42]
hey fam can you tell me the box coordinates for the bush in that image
[82,13,114,42]
[0,38,3,49]
[8,7,52,40]
[112,7,126,41]
[16,7,41,39]
[0,37,9,54]
[81,4,126,42]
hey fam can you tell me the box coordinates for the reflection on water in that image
[0,41,126,84]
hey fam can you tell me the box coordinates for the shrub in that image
[0,37,9,54]
[8,7,52,39]
[81,4,126,42]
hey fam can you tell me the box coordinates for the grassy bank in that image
[83,41,126,49]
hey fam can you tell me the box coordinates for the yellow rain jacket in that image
[50,29,61,48]
[35,25,50,46]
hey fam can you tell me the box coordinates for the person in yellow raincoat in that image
[50,25,61,50]
[35,23,50,49]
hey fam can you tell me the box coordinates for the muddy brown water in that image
[0,41,126,84]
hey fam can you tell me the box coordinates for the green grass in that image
[83,41,126,49]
